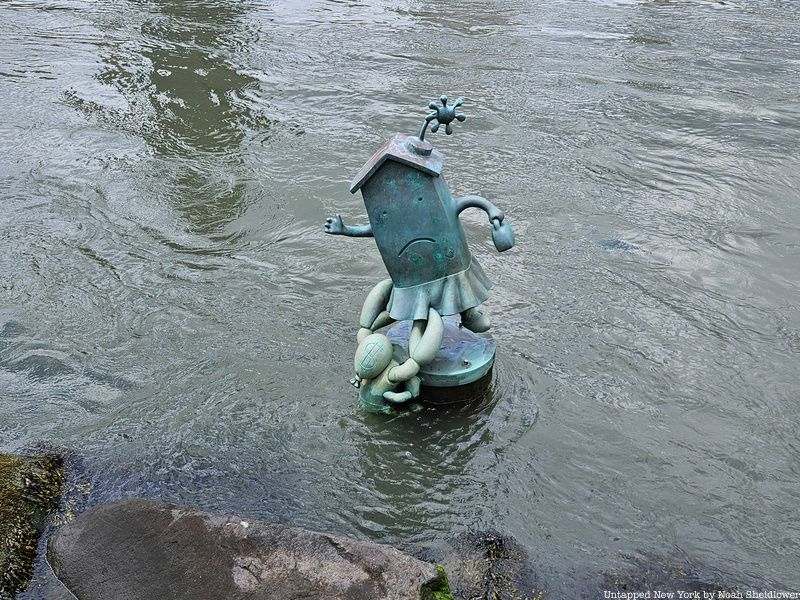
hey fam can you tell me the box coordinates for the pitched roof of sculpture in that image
[350,133,445,194]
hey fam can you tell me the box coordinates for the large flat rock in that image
[48,498,451,600]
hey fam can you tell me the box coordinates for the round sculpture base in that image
[386,316,496,388]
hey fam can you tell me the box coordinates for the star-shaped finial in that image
[418,95,466,141]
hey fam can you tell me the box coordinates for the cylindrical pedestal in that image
[386,316,496,388]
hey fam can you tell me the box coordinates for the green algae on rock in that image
[421,565,454,600]
[440,531,541,600]
[0,453,64,600]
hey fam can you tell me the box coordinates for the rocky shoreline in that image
[2,451,760,600]
[48,497,452,600]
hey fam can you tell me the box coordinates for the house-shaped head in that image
[350,133,473,290]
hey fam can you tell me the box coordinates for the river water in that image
[1,0,798,595]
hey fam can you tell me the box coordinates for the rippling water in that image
[1,0,799,595]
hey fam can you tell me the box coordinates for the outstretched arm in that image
[454,195,504,224]
[324,214,373,237]
[454,195,515,252]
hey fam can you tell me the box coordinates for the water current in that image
[1,0,799,595]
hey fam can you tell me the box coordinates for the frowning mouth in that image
[398,237,435,256]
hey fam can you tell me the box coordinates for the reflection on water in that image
[351,383,501,540]
[1,0,799,595]
[63,0,284,231]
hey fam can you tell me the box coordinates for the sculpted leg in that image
[357,279,394,343]
[389,308,444,383]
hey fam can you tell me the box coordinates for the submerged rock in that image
[0,452,64,600]
[49,498,452,600]
[600,551,736,596]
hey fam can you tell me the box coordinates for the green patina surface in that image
[421,564,454,600]
[0,452,64,599]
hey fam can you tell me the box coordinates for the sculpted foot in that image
[460,307,491,333]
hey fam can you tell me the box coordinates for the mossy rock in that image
[421,565,454,600]
[439,530,541,600]
[0,452,64,599]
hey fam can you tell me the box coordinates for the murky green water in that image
[1,0,799,595]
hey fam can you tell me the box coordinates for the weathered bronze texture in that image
[324,95,515,412]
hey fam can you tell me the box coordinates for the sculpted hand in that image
[324,215,345,235]
[491,217,515,252]
[487,206,504,225]
[383,390,413,403]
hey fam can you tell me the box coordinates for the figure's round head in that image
[354,333,393,379]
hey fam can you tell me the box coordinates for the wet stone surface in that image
[437,531,541,600]
[600,551,736,598]
[430,531,753,599]
[48,498,450,600]
[0,452,64,600]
